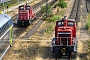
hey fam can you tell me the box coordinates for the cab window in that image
[68,22,74,26]
[25,6,30,10]
[19,6,24,10]
[58,22,64,26]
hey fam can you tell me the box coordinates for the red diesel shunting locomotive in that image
[17,3,36,26]
[51,16,77,60]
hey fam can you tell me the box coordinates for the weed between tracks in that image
[86,40,90,60]
[86,13,90,31]
[86,13,90,60]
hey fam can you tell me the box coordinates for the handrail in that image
[52,37,77,46]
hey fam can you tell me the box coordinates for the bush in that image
[47,15,61,22]
[59,0,64,2]
[87,41,90,53]
[58,1,67,8]
[55,0,67,8]
[41,4,51,14]
[50,15,60,22]
[85,14,90,29]
[85,23,89,29]
[41,6,46,13]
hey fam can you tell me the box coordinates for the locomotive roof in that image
[0,14,11,28]
[67,19,76,22]
[56,19,76,22]
[19,4,30,6]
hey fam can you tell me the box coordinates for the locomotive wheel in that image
[51,47,55,53]
[24,20,29,27]
[29,19,32,24]
[54,47,60,60]
[68,47,73,60]
[55,58,59,60]
[17,20,21,27]
[68,52,72,60]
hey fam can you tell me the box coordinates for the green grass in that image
[45,15,61,34]
[47,15,61,22]
[87,41,90,53]
[59,10,64,16]
[45,23,53,34]
[40,1,65,34]
[55,0,67,8]
[41,4,51,14]
[44,5,65,34]
[86,14,90,59]
[45,22,55,34]
[85,13,90,30]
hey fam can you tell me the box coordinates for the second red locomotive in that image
[51,16,78,60]
[17,3,36,26]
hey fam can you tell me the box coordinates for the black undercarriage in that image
[52,46,74,60]
[17,20,30,27]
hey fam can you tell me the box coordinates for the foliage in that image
[85,22,89,29]
[87,41,90,53]
[45,15,61,22]
[41,4,51,15]
[45,24,53,34]
[59,1,67,8]
[49,15,60,22]
[55,0,67,8]
[44,15,61,33]
[41,6,46,13]
[85,13,90,29]
[59,0,64,2]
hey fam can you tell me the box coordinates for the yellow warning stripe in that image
[10,26,12,44]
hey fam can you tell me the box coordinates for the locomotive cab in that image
[51,17,77,60]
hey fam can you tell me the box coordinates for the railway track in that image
[69,0,88,22]
[86,0,90,13]
[58,0,89,60]
[69,0,89,60]
[69,0,80,20]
